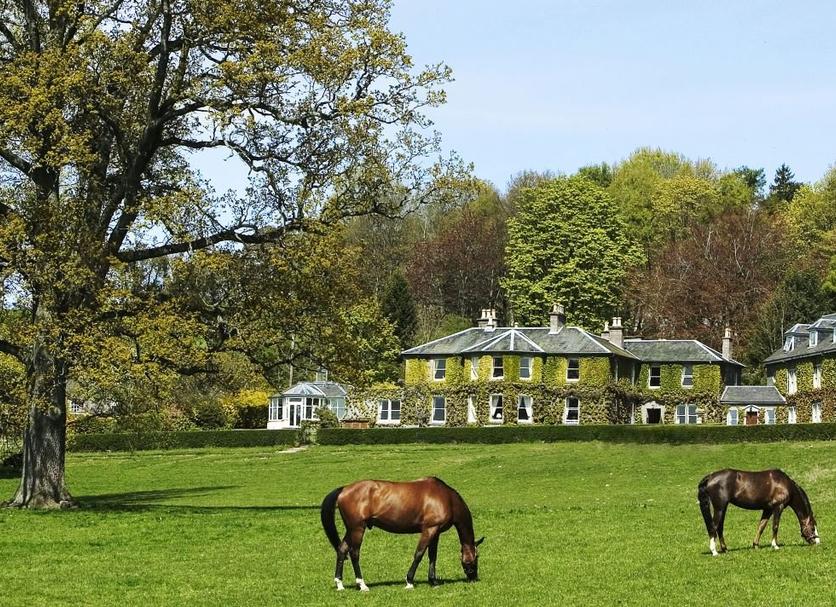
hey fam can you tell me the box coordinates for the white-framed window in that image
[810,331,818,347]
[681,364,694,388]
[519,357,532,381]
[812,401,822,423]
[432,358,446,381]
[431,396,446,424]
[833,328,836,343]
[328,398,346,419]
[567,358,580,382]
[676,404,698,424]
[517,395,533,423]
[563,396,580,425]
[784,336,794,351]
[470,356,479,381]
[766,371,775,386]
[377,399,401,424]
[70,400,85,415]
[788,406,797,424]
[649,366,661,389]
[787,367,797,395]
[813,363,822,389]
[764,408,776,425]
[727,408,738,426]
[489,394,504,423]
[492,356,504,380]
[467,396,477,424]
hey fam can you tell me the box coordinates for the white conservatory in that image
[267,381,348,429]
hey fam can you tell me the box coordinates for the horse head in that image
[800,515,820,545]
[461,537,484,581]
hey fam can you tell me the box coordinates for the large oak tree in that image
[0,0,460,507]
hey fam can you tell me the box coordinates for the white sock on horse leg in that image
[357,578,369,591]
[772,539,779,550]
[710,537,718,556]
[335,578,344,591]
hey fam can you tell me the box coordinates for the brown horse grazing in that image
[320,477,484,591]
[698,469,820,556]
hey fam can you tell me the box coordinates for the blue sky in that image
[195,1,836,194]
[388,0,836,190]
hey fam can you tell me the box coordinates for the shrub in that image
[192,400,229,429]
[315,407,340,429]
[68,429,298,452]
[318,423,836,446]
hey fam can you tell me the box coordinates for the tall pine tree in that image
[381,273,418,349]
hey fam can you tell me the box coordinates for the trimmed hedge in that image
[68,429,298,452]
[318,423,836,446]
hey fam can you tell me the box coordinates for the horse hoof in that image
[357,578,370,592]
[405,583,414,590]
[752,544,759,549]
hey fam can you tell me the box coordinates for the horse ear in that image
[475,537,485,547]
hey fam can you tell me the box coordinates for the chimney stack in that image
[609,317,623,349]
[722,326,733,359]
[549,303,566,334]
[478,308,497,331]
[601,321,610,341]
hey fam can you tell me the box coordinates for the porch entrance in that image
[646,408,662,424]
[745,410,758,426]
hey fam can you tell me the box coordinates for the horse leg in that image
[405,527,438,589]
[753,509,771,548]
[771,506,784,550]
[347,527,369,591]
[710,505,726,556]
[334,532,351,590]
[427,533,440,587]
[717,508,728,553]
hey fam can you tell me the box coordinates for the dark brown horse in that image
[320,477,484,591]
[698,469,820,556]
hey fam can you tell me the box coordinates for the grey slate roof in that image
[275,381,348,399]
[720,386,787,406]
[764,312,836,365]
[623,339,744,367]
[401,326,640,359]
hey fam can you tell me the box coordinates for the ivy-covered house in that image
[763,313,836,424]
[385,305,743,427]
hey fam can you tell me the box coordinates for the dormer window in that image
[432,358,446,381]
[784,336,794,351]
[810,331,818,347]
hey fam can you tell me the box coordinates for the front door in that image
[745,411,758,426]
[646,408,661,424]
[288,397,303,427]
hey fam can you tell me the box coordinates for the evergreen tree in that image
[381,273,418,348]
[766,164,802,210]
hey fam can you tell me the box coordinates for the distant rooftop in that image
[720,386,786,406]
[765,311,836,365]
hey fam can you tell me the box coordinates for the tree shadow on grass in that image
[365,578,462,589]
[0,466,20,480]
[76,486,320,513]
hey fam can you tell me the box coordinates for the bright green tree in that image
[0,0,459,508]
[502,176,644,328]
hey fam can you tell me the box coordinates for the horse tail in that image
[697,475,715,536]
[320,486,344,551]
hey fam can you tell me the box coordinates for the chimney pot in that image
[722,326,733,359]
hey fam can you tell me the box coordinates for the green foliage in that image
[192,400,229,430]
[503,176,644,328]
[314,407,340,429]
[404,358,429,385]
[766,163,803,210]
[381,272,417,349]
[67,430,297,452]
[318,423,836,445]
[636,363,720,393]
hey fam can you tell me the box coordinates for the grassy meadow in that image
[1,441,835,606]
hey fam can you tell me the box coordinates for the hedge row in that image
[318,423,836,445]
[68,429,298,452]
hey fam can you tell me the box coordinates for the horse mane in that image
[791,479,813,516]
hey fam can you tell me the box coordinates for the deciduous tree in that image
[0,0,459,507]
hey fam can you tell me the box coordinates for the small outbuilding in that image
[267,381,348,429]
[720,386,787,426]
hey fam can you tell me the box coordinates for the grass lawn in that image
[1,441,835,606]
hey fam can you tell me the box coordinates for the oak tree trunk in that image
[6,349,73,509]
